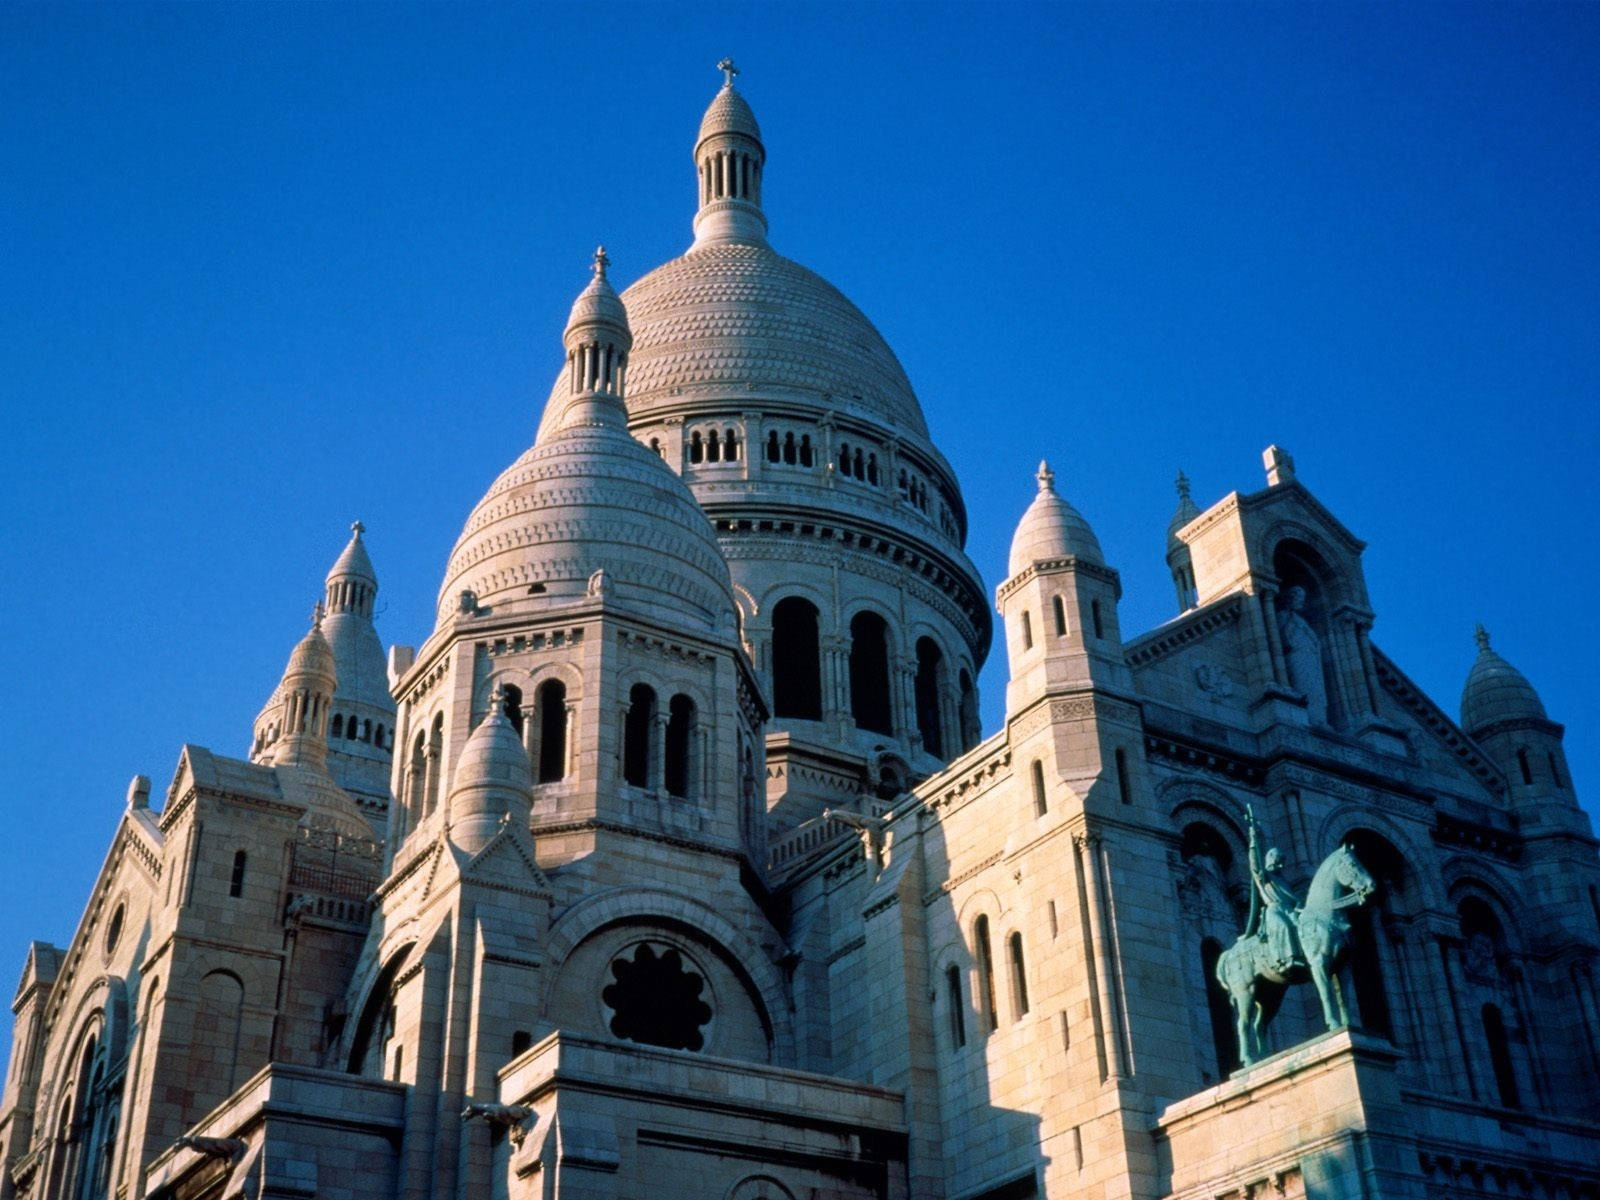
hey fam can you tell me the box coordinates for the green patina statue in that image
[1215,807,1377,1066]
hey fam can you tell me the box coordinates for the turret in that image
[998,461,1130,717]
[1166,470,1200,612]
[1461,626,1574,815]
[554,247,633,429]
[692,59,768,247]
[448,686,535,855]
[255,608,338,770]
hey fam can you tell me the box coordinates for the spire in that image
[693,59,768,247]
[551,248,634,432]
[325,520,377,619]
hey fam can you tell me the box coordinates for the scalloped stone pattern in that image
[538,243,929,441]
[436,425,735,632]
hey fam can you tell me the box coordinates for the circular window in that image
[104,903,126,954]
[602,942,712,1052]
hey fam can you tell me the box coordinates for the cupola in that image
[692,59,768,247]
[325,520,377,619]
[1008,461,1104,576]
[556,247,633,429]
[448,687,535,854]
[263,608,339,769]
[1460,626,1548,735]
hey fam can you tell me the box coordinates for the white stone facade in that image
[3,69,1599,1200]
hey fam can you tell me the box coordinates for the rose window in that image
[602,942,712,1052]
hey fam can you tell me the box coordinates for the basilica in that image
[3,68,1598,1200]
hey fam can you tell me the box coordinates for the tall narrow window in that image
[1115,748,1132,805]
[772,597,823,719]
[665,694,695,799]
[1031,759,1048,817]
[408,732,426,824]
[689,431,704,463]
[425,714,444,816]
[1482,1004,1521,1109]
[536,680,567,782]
[229,850,247,898]
[1092,600,1105,639]
[331,714,344,738]
[849,611,893,735]
[725,428,740,460]
[1021,610,1033,650]
[975,916,999,1033]
[706,430,721,462]
[1052,595,1067,637]
[501,684,524,735]
[1548,751,1564,789]
[945,964,966,1048]
[766,431,780,462]
[1008,932,1030,1018]
[958,670,979,752]
[799,434,813,467]
[1517,748,1533,785]
[783,432,797,464]
[914,637,945,757]
[623,684,655,788]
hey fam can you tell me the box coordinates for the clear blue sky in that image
[2,1,1596,1068]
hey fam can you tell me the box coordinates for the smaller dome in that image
[1461,625,1547,734]
[285,611,337,685]
[451,701,534,799]
[1167,470,1201,553]
[565,248,631,349]
[698,77,762,147]
[1009,461,1104,576]
[327,521,377,586]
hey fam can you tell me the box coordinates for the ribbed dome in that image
[451,703,533,798]
[538,242,929,441]
[565,250,631,342]
[698,83,761,145]
[1461,626,1547,734]
[436,422,735,632]
[286,619,337,683]
[1009,462,1104,575]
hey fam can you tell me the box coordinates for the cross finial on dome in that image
[312,602,325,629]
[591,246,611,280]
[351,519,365,538]
[1475,624,1492,653]
[718,57,739,87]
[1036,460,1055,492]
[1176,469,1191,500]
[488,681,507,715]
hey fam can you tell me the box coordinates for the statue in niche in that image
[1215,807,1376,1066]
[1276,585,1330,725]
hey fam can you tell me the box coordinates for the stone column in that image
[1075,831,1128,1081]
[564,701,578,782]
[1258,587,1288,686]
[650,712,668,793]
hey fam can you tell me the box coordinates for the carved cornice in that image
[1124,595,1245,668]
[1144,734,1266,785]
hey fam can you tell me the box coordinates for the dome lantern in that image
[556,247,634,431]
[265,606,339,770]
[692,60,769,248]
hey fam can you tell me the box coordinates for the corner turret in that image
[1166,470,1200,612]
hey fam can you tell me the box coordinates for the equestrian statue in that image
[1214,807,1376,1066]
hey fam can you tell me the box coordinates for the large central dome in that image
[538,242,928,441]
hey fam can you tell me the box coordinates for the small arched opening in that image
[914,637,945,758]
[849,611,893,735]
[771,597,823,720]
[623,684,656,788]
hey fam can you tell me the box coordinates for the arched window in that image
[1091,600,1105,639]
[501,683,524,735]
[1053,595,1067,637]
[1343,830,1405,1041]
[974,916,998,1033]
[766,431,779,463]
[1482,1004,1521,1109]
[1021,609,1033,650]
[866,453,879,485]
[837,441,851,475]
[1517,748,1533,785]
[706,429,721,462]
[958,670,979,752]
[229,850,247,898]
[649,437,661,457]
[536,680,567,783]
[408,732,426,824]
[375,723,386,749]
[1008,932,1030,1018]
[799,434,814,467]
[1030,759,1047,817]
[362,718,373,743]
[425,714,444,816]
[623,684,656,788]
[689,433,703,464]
[849,611,893,735]
[665,694,696,799]
[346,715,359,741]
[772,597,823,720]
[1548,751,1564,789]
[783,432,797,464]
[945,964,966,1048]
[331,714,343,738]
[1201,938,1239,1078]
[724,428,740,460]
[914,637,945,757]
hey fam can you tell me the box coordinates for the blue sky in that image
[1,2,1596,1067]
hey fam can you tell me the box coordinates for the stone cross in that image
[718,58,739,86]
[592,246,610,278]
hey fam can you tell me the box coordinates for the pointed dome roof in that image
[564,247,631,345]
[1167,470,1201,552]
[451,700,533,799]
[1009,462,1104,575]
[285,609,337,684]
[698,79,762,146]
[1461,625,1548,734]
[327,521,376,586]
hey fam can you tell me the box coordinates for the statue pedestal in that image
[1153,1029,1425,1200]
